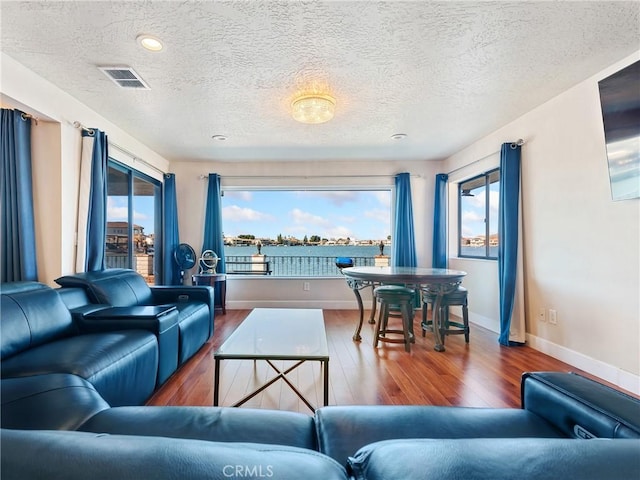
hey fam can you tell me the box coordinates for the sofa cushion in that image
[1,429,348,480]
[1,331,158,407]
[56,287,109,316]
[347,438,640,480]
[1,282,76,360]
[79,406,318,450]
[1,374,109,431]
[315,405,563,465]
[56,269,154,306]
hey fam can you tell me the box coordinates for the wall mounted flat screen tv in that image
[598,59,640,201]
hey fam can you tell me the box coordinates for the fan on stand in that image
[174,243,196,284]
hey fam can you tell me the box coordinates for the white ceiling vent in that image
[98,66,150,89]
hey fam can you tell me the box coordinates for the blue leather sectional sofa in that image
[1,280,639,479]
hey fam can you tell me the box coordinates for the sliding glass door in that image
[106,160,162,284]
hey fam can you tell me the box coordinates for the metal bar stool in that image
[421,286,469,344]
[373,285,416,352]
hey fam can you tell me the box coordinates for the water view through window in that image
[222,190,392,276]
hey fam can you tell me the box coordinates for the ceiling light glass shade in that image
[291,94,336,124]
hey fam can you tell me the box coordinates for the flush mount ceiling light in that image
[391,133,407,140]
[136,34,163,52]
[291,94,336,124]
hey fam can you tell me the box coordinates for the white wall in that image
[170,159,441,309]
[1,53,170,285]
[443,52,640,393]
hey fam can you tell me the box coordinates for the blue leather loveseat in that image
[55,268,214,366]
[1,370,639,479]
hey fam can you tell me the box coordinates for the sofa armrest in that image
[521,372,640,439]
[1,374,110,431]
[150,285,214,310]
[77,306,179,335]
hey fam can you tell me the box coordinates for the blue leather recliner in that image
[55,268,214,366]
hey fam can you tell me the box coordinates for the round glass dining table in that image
[341,266,467,352]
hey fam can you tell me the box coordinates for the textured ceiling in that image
[1,1,639,163]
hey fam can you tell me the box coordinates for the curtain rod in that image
[73,121,166,177]
[446,139,525,176]
[20,112,39,125]
[197,173,421,180]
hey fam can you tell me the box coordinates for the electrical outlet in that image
[538,308,546,322]
[549,309,557,325]
[303,282,310,291]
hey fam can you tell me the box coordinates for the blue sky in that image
[107,196,155,234]
[460,183,499,238]
[107,185,494,242]
[222,190,391,241]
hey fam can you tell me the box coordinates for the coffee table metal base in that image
[214,357,329,412]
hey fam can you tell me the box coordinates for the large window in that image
[106,160,162,284]
[221,189,392,276]
[458,169,500,259]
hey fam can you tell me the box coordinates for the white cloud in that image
[107,197,127,220]
[372,191,391,208]
[225,191,253,201]
[223,205,274,222]
[287,209,355,239]
[326,225,354,239]
[364,208,389,224]
[462,210,484,223]
[297,191,359,206]
[289,208,331,228]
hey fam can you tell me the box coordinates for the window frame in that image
[457,168,500,260]
[220,186,394,277]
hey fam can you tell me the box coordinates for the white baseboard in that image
[227,300,358,310]
[526,333,640,396]
[468,312,499,334]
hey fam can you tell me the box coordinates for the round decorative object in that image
[174,243,196,270]
[199,250,219,274]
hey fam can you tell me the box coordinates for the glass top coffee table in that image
[213,308,329,412]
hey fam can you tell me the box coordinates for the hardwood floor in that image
[147,309,608,413]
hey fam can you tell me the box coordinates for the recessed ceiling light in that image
[211,135,227,141]
[391,133,407,140]
[136,34,163,52]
